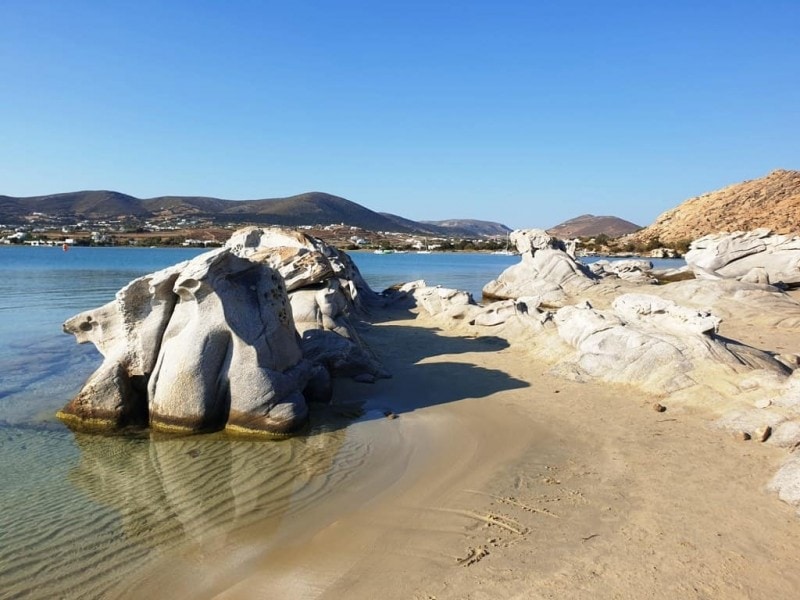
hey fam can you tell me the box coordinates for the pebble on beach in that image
[736,431,752,441]
[756,425,773,443]
[653,403,667,413]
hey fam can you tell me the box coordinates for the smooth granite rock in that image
[685,229,800,288]
[60,249,312,436]
[552,294,787,394]
[589,259,658,284]
[226,227,388,381]
[59,227,386,436]
[483,229,596,306]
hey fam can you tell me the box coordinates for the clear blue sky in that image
[1,1,798,229]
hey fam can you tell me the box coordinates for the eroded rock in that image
[59,227,386,436]
[60,249,312,436]
[483,229,596,306]
[685,229,800,288]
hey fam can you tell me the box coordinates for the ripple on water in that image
[0,415,372,600]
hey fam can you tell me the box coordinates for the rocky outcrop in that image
[588,259,657,284]
[483,229,596,306]
[59,249,312,436]
[623,169,800,246]
[551,294,786,394]
[227,227,388,382]
[58,227,386,436]
[684,229,800,288]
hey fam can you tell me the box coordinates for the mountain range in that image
[0,190,511,238]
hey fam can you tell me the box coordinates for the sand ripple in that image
[0,417,369,600]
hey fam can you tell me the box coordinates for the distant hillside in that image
[625,169,800,245]
[1,190,457,235]
[377,213,449,235]
[421,219,512,237]
[547,214,641,238]
[0,190,151,219]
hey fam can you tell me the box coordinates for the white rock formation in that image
[227,227,388,382]
[551,294,787,394]
[685,229,800,288]
[59,227,386,436]
[589,259,658,284]
[60,249,312,436]
[483,229,596,306]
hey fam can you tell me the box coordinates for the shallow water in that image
[0,245,684,598]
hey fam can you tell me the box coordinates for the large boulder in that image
[58,227,386,436]
[227,227,388,381]
[59,249,313,436]
[685,229,800,288]
[483,229,596,306]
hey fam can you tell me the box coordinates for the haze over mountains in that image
[0,190,510,238]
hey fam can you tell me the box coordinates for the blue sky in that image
[1,1,798,229]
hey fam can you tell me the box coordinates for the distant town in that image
[0,210,513,253]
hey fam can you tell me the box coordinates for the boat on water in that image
[373,249,394,255]
[492,233,516,255]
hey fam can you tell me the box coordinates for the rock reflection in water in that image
[1,422,358,600]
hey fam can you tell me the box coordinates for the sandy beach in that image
[109,297,800,600]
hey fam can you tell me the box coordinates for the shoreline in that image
[103,306,800,599]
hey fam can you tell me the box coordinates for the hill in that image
[0,190,150,219]
[1,190,467,235]
[546,214,641,238]
[625,169,800,245]
[421,219,512,237]
[1,189,514,238]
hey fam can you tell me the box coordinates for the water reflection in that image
[0,421,358,599]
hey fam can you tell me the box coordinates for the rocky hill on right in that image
[623,169,800,246]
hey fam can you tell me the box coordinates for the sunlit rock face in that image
[59,249,311,436]
[685,229,800,288]
[226,227,389,382]
[58,227,386,436]
[482,229,596,307]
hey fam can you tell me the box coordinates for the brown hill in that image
[625,169,800,245]
[0,190,513,238]
[547,214,641,238]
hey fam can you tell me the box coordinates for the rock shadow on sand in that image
[317,321,530,428]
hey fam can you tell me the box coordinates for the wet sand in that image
[135,306,800,599]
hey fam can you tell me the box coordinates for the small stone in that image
[736,431,752,441]
[384,411,398,420]
[652,403,667,413]
[755,425,772,442]
[754,398,772,409]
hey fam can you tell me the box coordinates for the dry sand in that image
[179,305,800,600]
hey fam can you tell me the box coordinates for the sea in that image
[0,245,683,598]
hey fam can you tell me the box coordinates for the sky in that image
[1,1,798,230]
